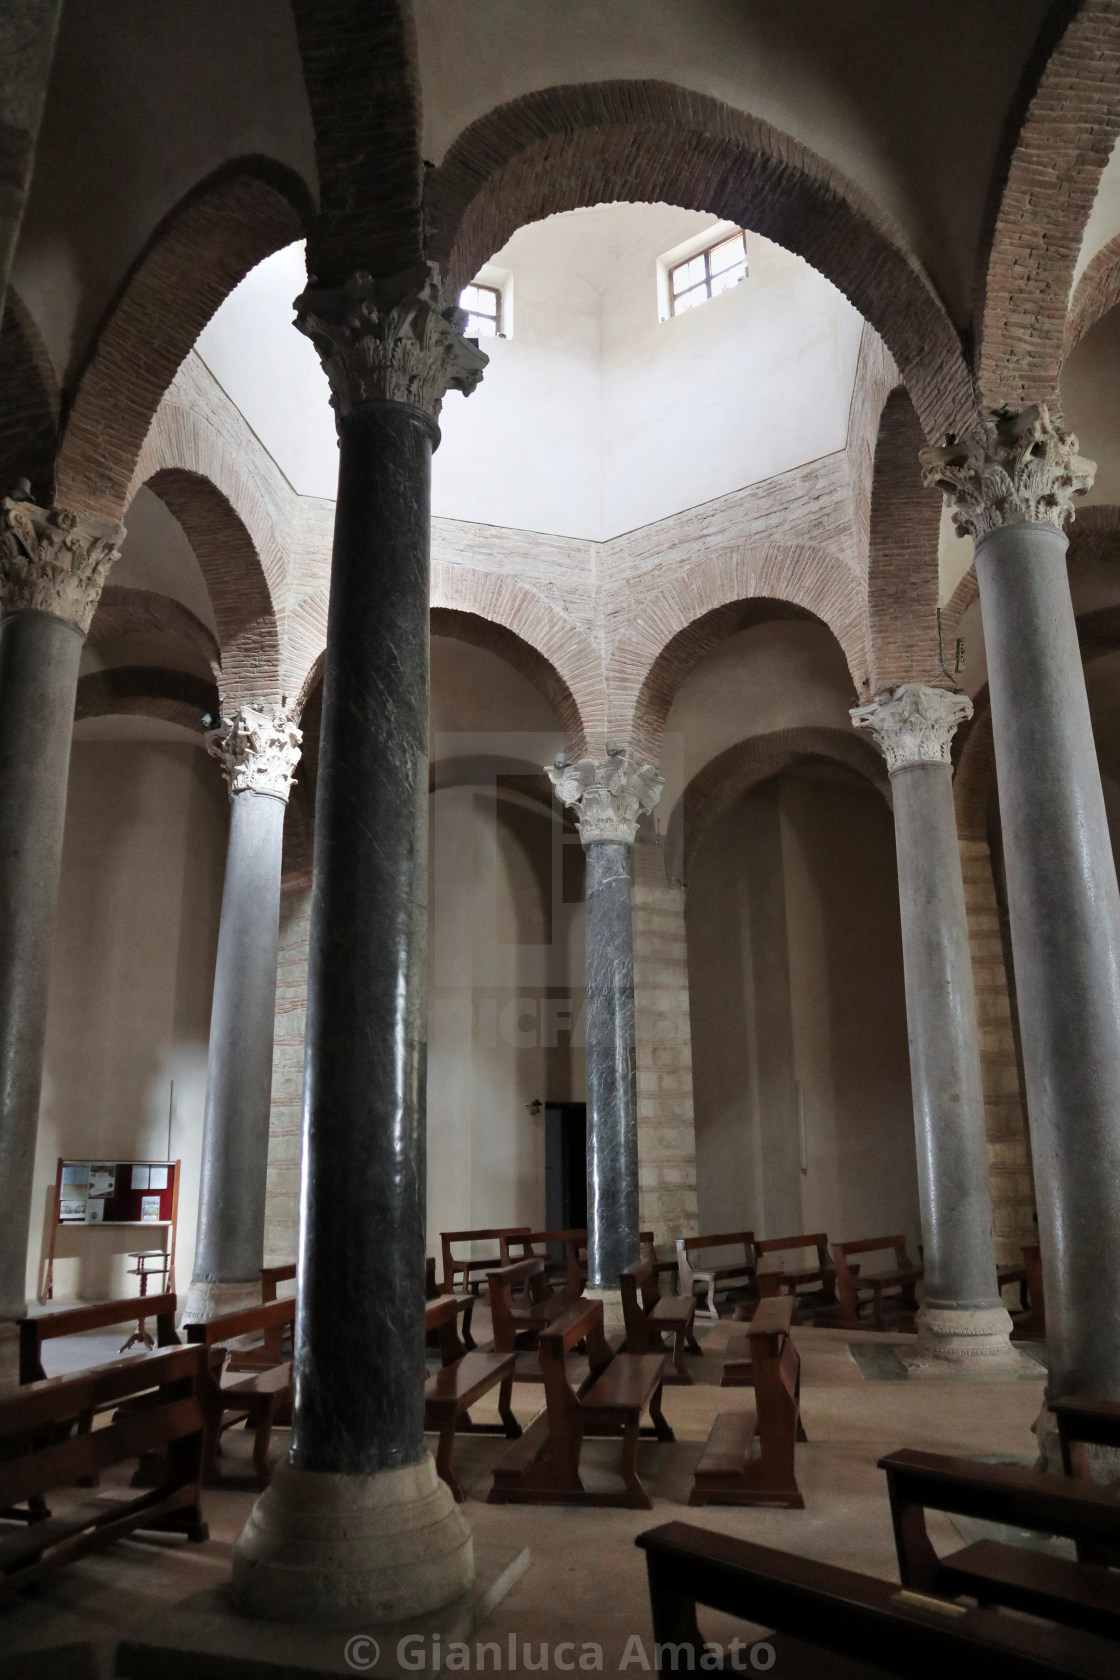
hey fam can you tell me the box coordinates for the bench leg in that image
[435,1414,464,1503]
[704,1279,718,1320]
[685,1324,702,1356]
[649,1382,675,1443]
[670,1327,693,1384]
[252,1402,275,1488]
[498,1376,522,1440]
[619,1415,652,1509]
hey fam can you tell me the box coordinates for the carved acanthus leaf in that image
[547,747,664,845]
[207,705,303,802]
[851,683,972,775]
[919,404,1094,540]
[0,498,123,634]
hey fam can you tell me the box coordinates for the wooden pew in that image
[18,1293,180,1384]
[440,1226,531,1295]
[829,1235,922,1331]
[753,1231,837,1313]
[619,1258,700,1383]
[424,1295,520,1502]
[185,1298,294,1489]
[879,1447,1120,1640]
[635,1520,1119,1680]
[1010,1243,1046,1341]
[692,1295,805,1507]
[0,1345,209,1597]
[426,1255,475,1350]
[675,1232,756,1320]
[1054,1392,1120,1480]
[500,1228,586,1297]
[489,1296,672,1507]
[488,1258,574,1376]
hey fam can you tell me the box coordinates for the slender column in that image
[852,685,1016,1368]
[233,266,486,1622]
[922,406,1120,1405]
[0,497,120,1386]
[184,706,302,1324]
[548,748,663,1326]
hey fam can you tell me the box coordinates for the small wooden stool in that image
[121,1250,170,1350]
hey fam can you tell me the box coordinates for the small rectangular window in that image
[669,231,747,316]
[460,282,502,338]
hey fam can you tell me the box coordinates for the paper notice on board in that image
[88,1162,116,1197]
[60,1163,89,1220]
[60,1194,88,1220]
[148,1165,168,1190]
[85,1200,104,1223]
[131,1165,150,1190]
[140,1195,161,1222]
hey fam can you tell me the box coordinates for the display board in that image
[41,1158,180,1303]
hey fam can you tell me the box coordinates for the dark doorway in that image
[545,1102,587,1234]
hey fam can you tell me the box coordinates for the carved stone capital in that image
[0,498,123,634]
[207,706,302,802]
[919,404,1095,540]
[294,262,488,426]
[851,683,972,775]
[547,747,664,846]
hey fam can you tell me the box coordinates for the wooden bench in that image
[488,1258,574,1376]
[692,1295,805,1507]
[675,1232,756,1320]
[18,1292,180,1384]
[753,1230,837,1313]
[426,1255,475,1350]
[1010,1242,1046,1340]
[185,1298,295,1489]
[501,1228,587,1297]
[424,1294,519,1502]
[440,1226,531,1295]
[0,1345,209,1597]
[1053,1393,1120,1561]
[879,1447,1120,1640]
[829,1235,922,1331]
[489,1296,672,1507]
[620,1259,700,1383]
[635,1520,1119,1679]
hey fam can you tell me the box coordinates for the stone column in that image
[922,406,1120,1405]
[548,748,664,1327]
[184,706,302,1324]
[232,266,486,1622]
[852,685,1016,1368]
[0,497,120,1386]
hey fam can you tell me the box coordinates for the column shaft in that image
[585,839,640,1290]
[976,522,1120,1398]
[892,762,1001,1309]
[0,609,83,1321]
[188,788,287,1314]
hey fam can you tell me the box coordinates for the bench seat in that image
[620,1258,701,1383]
[942,1538,1120,1642]
[693,1296,804,1507]
[424,1298,520,1501]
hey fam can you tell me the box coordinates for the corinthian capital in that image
[294,262,488,426]
[547,746,664,845]
[207,705,302,802]
[919,404,1094,541]
[0,497,123,634]
[851,683,972,775]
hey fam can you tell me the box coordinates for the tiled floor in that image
[1,1317,1048,1677]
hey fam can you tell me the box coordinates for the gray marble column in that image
[852,685,1016,1368]
[548,748,664,1326]
[923,406,1120,1407]
[0,2,62,322]
[233,266,486,1623]
[184,706,302,1324]
[0,499,120,1386]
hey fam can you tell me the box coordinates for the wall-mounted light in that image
[526,1098,543,1116]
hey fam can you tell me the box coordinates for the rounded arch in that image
[0,288,58,503]
[1067,229,1120,354]
[615,543,867,766]
[74,666,219,735]
[87,585,221,673]
[426,80,972,440]
[867,387,945,690]
[978,0,1120,410]
[55,157,313,525]
[430,562,598,756]
[665,725,890,885]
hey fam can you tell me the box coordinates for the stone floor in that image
[0,1317,1048,1678]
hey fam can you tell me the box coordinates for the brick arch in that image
[664,726,890,886]
[55,157,313,526]
[615,543,868,766]
[978,0,1120,411]
[867,387,945,691]
[141,469,280,707]
[1066,230,1120,353]
[430,562,600,756]
[426,81,973,441]
[87,585,221,672]
[0,289,58,503]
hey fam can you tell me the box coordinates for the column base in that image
[182,1278,264,1326]
[584,1287,626,1339]
[231,1453,474,1625]
[0,1321,19,1391]
[1033,1397,1120,1480]
[901,1303,1027,1375]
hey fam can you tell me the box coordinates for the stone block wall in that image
[263,870,312,1267]
[632,841,699,1249]
[960,838,1037,1264]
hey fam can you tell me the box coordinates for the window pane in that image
[460,284,499,322]
[672,283,706,314]
[710,263,745,296]
[709,233,745,275]
[672,254,707,294]
[466,312,497,338]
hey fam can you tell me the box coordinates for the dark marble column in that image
[923,407,1120,1415]
[549,748,664,1329]
[233,266,486,1622]
[0,498,119,1386]
[185,707,301,1323]
[852,684,1017,1369]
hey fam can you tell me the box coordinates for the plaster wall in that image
[29,738,226,1303]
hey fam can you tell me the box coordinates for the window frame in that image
[460,281,503,339]
[668,231,747,317]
